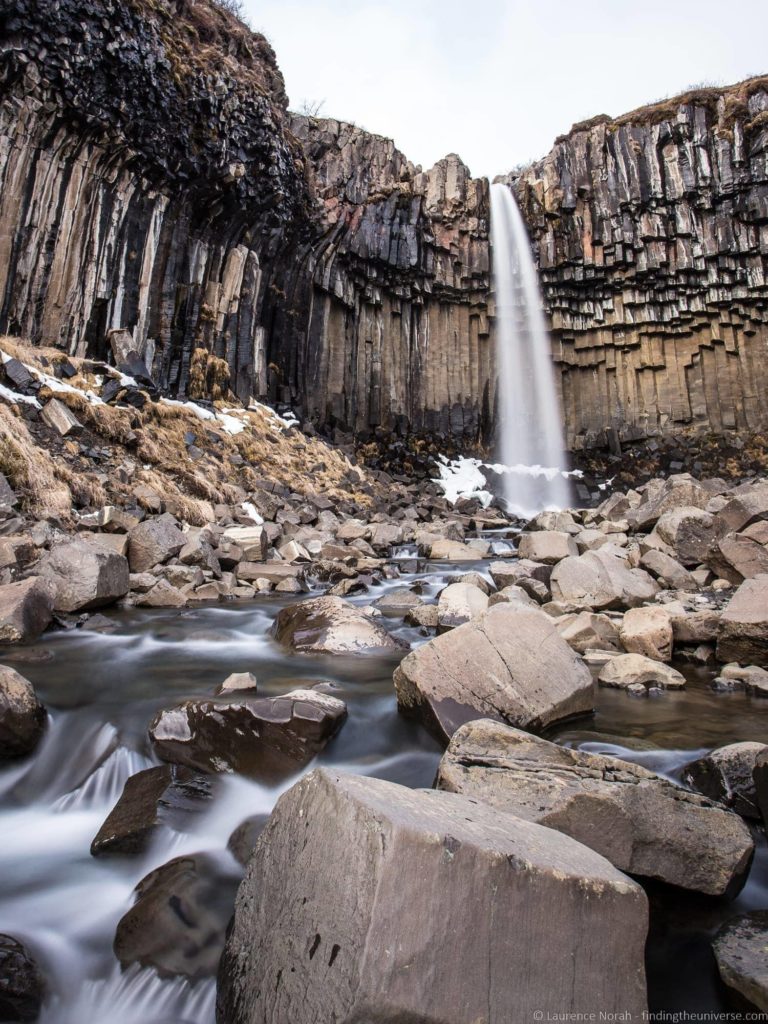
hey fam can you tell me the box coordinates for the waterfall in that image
[490,182,572,518]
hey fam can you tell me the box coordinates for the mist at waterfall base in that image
[447,183,573,520]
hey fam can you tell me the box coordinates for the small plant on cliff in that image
[298,98,326,118]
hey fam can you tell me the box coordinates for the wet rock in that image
[371,588,422,613]
[713,911,768,1012]
[428,538,490,560]
[717,575,768,668]
[0,933,45,1022]
[0,578,54,644]
[404,604,439,629]
[0,665,47,758]
[227,814,269,866]
[618,606,673,662]
[436,581,488,631]
[91,764,212,856]
[598,653,685,691]
[555,611,621,654]
[516,530,578,564]
[38,539,129,613]
[128,514,185,572]
[114,851,240,981]
[135,580,188,608]
[215,672,258,696]
[272,596,403,654]
[235,562,306,586]
[436,720,753,897]
[393,604,594,743]
[550,548,659,610]
[683,742,766,820]
[217,768,647,1024]
[716,663,768,696]
[149,689,347,780]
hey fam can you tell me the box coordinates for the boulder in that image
[41,396,82,437]
[179,534,221,575]
[393,604,594,743]
[753,749,768,829]
[149,689,347,780]
[428,538,490,560]
[516,530,578,564]
[683,742,766,820]
[217,769,647,1024]
[716,482,768,532]
[272,596,403,654]
[0,665,47,758]
[550,548,659,610]
[128,514,185,572]
[135,580,188,608]
[706,534,768,585]
[670,609,721,644]
[598,653,685,691]
[639,549,698,591]
[713,911,768,1012]
[717,575,768,668]
[618,606,673,662]
[0,934,45,1023]
[38,539,129,612]
[91,764,212,856]
[0,578,54,644]
[716,663,768,696]
[488,585,538,609]
[489,559,551,588]
[627,478,711,531]
[653,507,725,566]
[236,562,305,586]
[437,719,754,896]
[221,525,268,561]
[555,611,621,654]
[404,604,440,629]
[216,671,258,695]
[371,587,423,613]
[114,852,240,981]
[436,581,489,631]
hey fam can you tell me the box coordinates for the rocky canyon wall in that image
[513,79,768,451]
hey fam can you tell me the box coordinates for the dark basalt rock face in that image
[0,933,45,1023]
[510,79,768,451]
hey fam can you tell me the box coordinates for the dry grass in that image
[0,405,72,517]
[188,347,231,401]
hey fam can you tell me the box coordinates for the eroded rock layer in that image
[514,80,768,450]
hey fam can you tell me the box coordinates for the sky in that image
[242,0,768,179]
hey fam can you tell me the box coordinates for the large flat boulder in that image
[38,539,129,612]
[598,653,685,692]
[0,665,47,758]
[393,604,594,743]
[91,764,212,856]
[550,548,659,610]
[217,768,647,1024]
[0,577,54,644]
[149,689,347,780]
[717,575,768,668]
[436,720,754,896]
[272,596,403,654]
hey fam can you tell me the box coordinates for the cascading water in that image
[490,181,572,517]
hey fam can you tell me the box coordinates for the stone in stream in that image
[393,604,594,743]
[598,653,685,692]
[436,581,488,631]
[436,720,754,897]
[90,764,213,856]
[0,665,47,758]
[149,689,347,779]
[216,768,647,1024]
[0,933,45,1022]
[371,587,422,613]
[0,577,54,645]
[682,742,766,820]
[127,514,186,572]
[618,605,673,662]
[713,911,768,1012]
[272,595,404,654]
[753,750,768,830]
[37,539,129,612]
[114,851,241,981]
[714,663,768,696]
[428,537,490,560]
[215,671,258,695]
[550,548,659,610]
[717,575,768,668]
[227,814,269,866]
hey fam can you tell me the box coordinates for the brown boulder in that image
[0,577,54,644]
[717,575,768,668]
[272,596,403,654]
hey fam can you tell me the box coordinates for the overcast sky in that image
[243,0,767,179]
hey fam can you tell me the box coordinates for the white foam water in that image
[490,182,572,518]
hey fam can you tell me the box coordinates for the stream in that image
[1,546,767,1021]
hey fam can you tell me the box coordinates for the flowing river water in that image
[1,542,767,1021]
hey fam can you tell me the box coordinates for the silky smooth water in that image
[1,557,767,1020]
[490,182,572,517]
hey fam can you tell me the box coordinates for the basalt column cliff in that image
[513,80,768,451]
